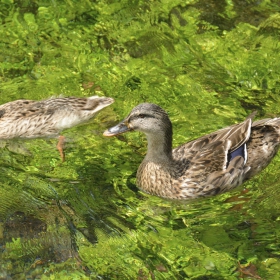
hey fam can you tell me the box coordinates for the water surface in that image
[1,0,280,279]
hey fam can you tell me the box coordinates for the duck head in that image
[103,103,172,137]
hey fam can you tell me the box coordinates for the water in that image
[1,0,280,278]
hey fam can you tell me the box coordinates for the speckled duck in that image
[0,95,114,160]
[104,103,280,200]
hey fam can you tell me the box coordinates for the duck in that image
[0,95,114,161]
[103,103,280,200]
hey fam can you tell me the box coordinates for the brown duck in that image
[0,95,114,161]
[104,103,280,200]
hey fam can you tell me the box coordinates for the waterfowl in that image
[0,95,114,161]
[104,103,280,200]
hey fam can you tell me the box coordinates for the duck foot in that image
[57,135,65,162]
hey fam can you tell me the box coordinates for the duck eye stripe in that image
[139,114,155,119]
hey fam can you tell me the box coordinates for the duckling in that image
[104,103,280,200]
[0,95,114,161]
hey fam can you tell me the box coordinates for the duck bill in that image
[103,120,132,137]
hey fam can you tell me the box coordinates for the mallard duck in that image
[103,103,280,200]
[0,95,114,161]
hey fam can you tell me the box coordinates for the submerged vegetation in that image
[0,0,280,278]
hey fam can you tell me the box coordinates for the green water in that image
[0,0,280,278]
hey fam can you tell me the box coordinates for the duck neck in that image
[144,130,173,162]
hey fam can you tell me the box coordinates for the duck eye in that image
[138,114,145,119]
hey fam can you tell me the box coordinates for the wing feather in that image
[173,114,254,174]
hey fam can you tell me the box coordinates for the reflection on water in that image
[1,0,280,278]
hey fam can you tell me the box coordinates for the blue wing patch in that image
[228,143,247,164]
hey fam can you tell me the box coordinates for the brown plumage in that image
[103,103,280,200]
[0,95,114,160]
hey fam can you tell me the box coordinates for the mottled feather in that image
[104,103,280,200]
[0,96,114,139]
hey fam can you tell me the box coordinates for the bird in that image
[103,103,280,200]
[0,95,114,161]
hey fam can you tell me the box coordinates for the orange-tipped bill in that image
[103,120,132,137]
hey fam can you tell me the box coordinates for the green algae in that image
[0,0,280,279]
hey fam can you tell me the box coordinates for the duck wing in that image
[0,100,37,119]
[173,114,254,173]
[171,115,254,197]
[0,99,68,119]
